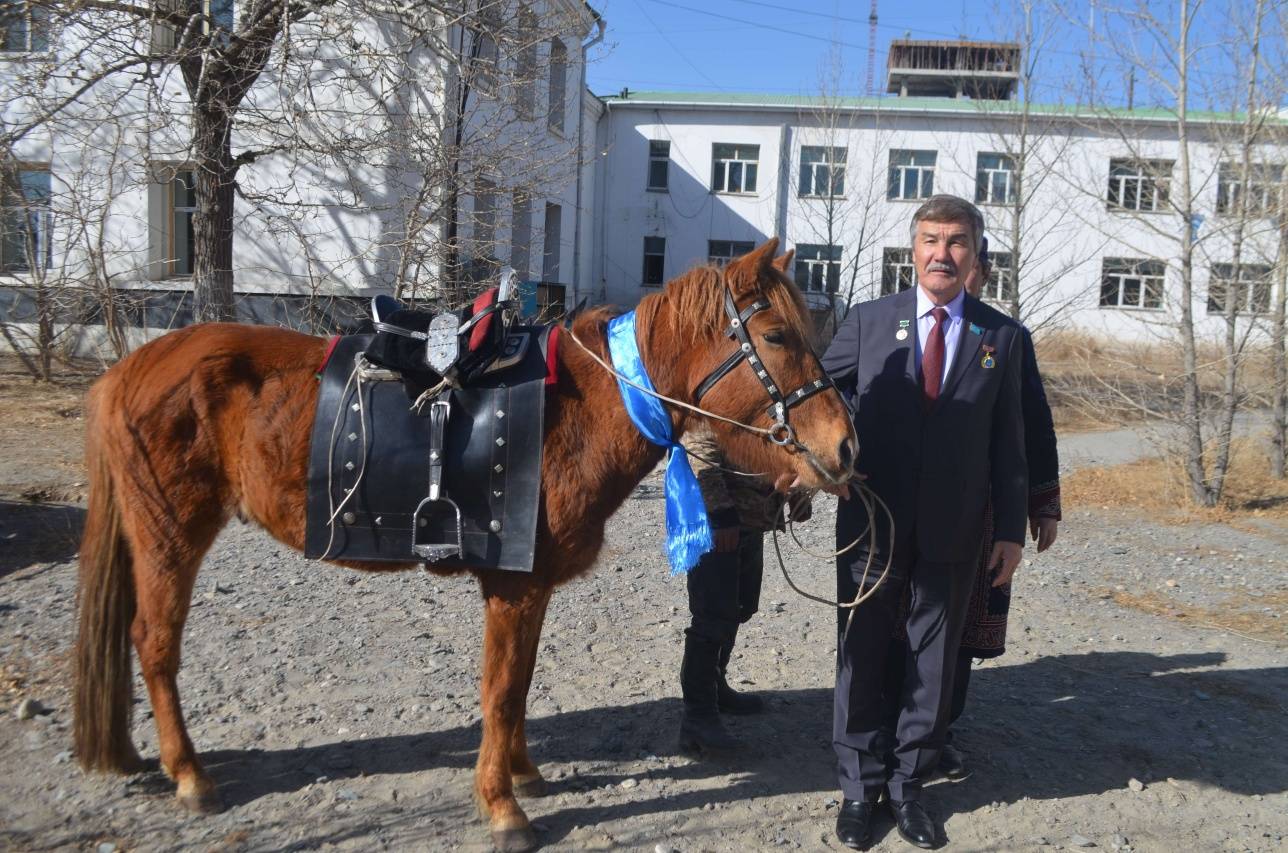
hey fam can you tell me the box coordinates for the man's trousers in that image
[833,552,976,802]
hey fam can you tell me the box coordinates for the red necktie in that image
[922,307,948,407]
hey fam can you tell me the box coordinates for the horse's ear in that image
[773,248,795,273]
[724,237,780,297]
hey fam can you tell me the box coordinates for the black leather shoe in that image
[937,743,969,780]
[889,799,937,849]
[834,798,878,849]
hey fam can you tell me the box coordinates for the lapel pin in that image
[969,322,983,336]
[980,343,996,369]
[896,319,910,341]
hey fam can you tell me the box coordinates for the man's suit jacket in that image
[822,288,1027,571]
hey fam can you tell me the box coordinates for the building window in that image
[711,143,759,194]
[547,38,566,135]
[1100,257,1164,309]
[976,153,1016,205]
[981,250,1017,302]
[647,140,670,191]
[470,25,499,94]
[881,247,917,295]
[510,190,531,280]
[642,236,665,286]
[534,282,565,321]
[1208,263,1273,314]
[147,166,197,278]
[1216,163,1284,217]
[472,177,496,259]
[1,166,51,273]
[708,239,754,267]
[888,150,936,201]
[514,5,538,117]
[794,244,841,293]
[151,0,233,52]
[1,0,50,52]
[799,146,846,198]
[1107,159,1172,212]
[541,202,561,281]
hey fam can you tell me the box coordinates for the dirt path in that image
[0,373,1285,852]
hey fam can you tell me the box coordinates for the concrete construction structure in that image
[2,24,1285,351]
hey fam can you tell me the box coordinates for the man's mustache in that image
[926,262,956,274]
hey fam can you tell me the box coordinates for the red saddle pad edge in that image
[545,324,561,386]
[468,287,499,352]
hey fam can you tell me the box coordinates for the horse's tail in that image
[74,384,138,773]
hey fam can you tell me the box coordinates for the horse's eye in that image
[762,330,786,346]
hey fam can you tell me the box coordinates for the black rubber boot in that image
[679,634,738,755]
[716,629,764,715]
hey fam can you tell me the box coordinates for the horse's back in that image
[89,323,329,543]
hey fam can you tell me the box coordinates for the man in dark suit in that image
[821,195,1027,849]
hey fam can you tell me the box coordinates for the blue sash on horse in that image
[607,311,713,574]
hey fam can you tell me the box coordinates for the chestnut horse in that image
[73,238,855,851]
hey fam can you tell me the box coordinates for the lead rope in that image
[567,322,894,616]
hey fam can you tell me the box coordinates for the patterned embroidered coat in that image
[687,429,809,533]
[961,326,1061,657]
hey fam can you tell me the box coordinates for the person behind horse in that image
[884,237,1064,783]
[821,195,1027,849]
[678,427,809,753]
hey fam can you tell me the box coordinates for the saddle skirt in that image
[304,332,548,573]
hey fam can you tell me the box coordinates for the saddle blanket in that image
[304,332,546,573]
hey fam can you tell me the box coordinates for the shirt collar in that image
[916,285,966,322]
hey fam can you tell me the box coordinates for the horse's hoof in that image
[513,773,548,798]
[491,826,538,852]
[177,786,224,814]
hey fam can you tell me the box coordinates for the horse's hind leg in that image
[129,528,224,812]
[475,578,552,853]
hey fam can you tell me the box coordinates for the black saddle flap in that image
[304,333,546,572]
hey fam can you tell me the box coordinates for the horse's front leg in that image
[509,587,553,798]
[475,580,551,853]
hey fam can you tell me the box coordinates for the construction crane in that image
[865,0,878,96]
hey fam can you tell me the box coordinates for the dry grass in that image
[1064,439,1288,521]
[1098,588,1288,647]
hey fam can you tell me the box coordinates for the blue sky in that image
[585,1,1286,111]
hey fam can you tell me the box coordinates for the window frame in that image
[646,140,670,192]
[799,145,846,199]
[711,143,760,195]
[880,247,917,295]
[1215,162,1284,218]
[975,152,1016,206]
[1099,257,1165,310]
[981,250,1017,303]
[887,149,936,202]
[1207,262,1274,315]
[150,0,233,54]
[1,0,51,53]
[1106,158,1173,213]
[793,243,842,294]
[0,164,52,275]
[642,235,665,286]
[513,5,538,118]
[546,38,567,136]
[707,239,755,267]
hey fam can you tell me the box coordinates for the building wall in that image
[594,97,1285,342]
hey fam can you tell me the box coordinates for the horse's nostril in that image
[837,437,856,472]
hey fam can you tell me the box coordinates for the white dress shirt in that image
[914,286,966,392]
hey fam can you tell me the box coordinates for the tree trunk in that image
[191,108,238,323]
[1272,222,1288,479]
[1174,0,1212,507]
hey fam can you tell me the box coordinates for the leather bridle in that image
[693,284,836,449]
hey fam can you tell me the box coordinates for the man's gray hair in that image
[909,195,985,254]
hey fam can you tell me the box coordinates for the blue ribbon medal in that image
[606,311,713,574]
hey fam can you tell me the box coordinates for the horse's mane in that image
[661,263,814,346]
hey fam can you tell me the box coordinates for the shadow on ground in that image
[0,500,85,579]
[178,650,1287,847]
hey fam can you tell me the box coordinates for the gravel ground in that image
[2,444,1286,853]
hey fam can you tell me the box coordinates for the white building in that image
[1,0,603,352]
[591,89,1286,341]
